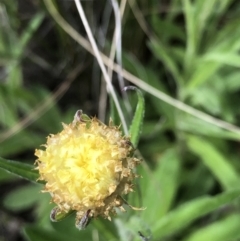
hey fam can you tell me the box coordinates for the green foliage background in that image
[1,0,240,240]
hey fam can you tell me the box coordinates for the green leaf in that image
[16,12,45,58]
[23,220,113,241]
[226,72,240,92]
[152,188,240,239]
[114,216,151,241]
[109,95,121,126]
[140,148,180,224]
[155,149,181,217]
[0,168,15,182]
[0,156,41,183]
[148,39,184,85]
[3,184,42,211]
[203,52,240,67]
[122,52,175,126]
[0,130,44,157]
[23,225,86,241]
[178,114,240,141]
[186,136,240,190]
[180,162,215,201]
[123,86,145,147]
[194,0,218,39]
[127,149,180,232]
[184,214,240,241]
[182,0,196,73]
[24,226,60,241]
[150,17,185,43]
[186,61,220,90]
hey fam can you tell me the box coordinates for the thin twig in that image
[99,0,127,119]
[110,0,124,90]
[128,0,152,37]
[110,0,132,115]
[97,1,112,121]
[74,0,128,135]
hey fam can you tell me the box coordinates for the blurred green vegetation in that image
[1,0,240,241]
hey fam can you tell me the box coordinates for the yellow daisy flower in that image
[35,110,140,228]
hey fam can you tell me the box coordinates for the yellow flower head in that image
[35,110,140,227]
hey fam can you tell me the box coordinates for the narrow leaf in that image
[148,39,184,85]
[140,148,180,225]
[4,184,42,211]
[178,114,240,140]
[0,156,41,183]
[182,0,196,72]
[152,188,240,238]
[187,136,240,190]
[156,148,181,217]
[23,225,75,241]
[186,61,220,90]
[109,96,121,126]
[203,52,240,67]
[16,12,45,58]
[184,214,240,241]
[123,86,145,147]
